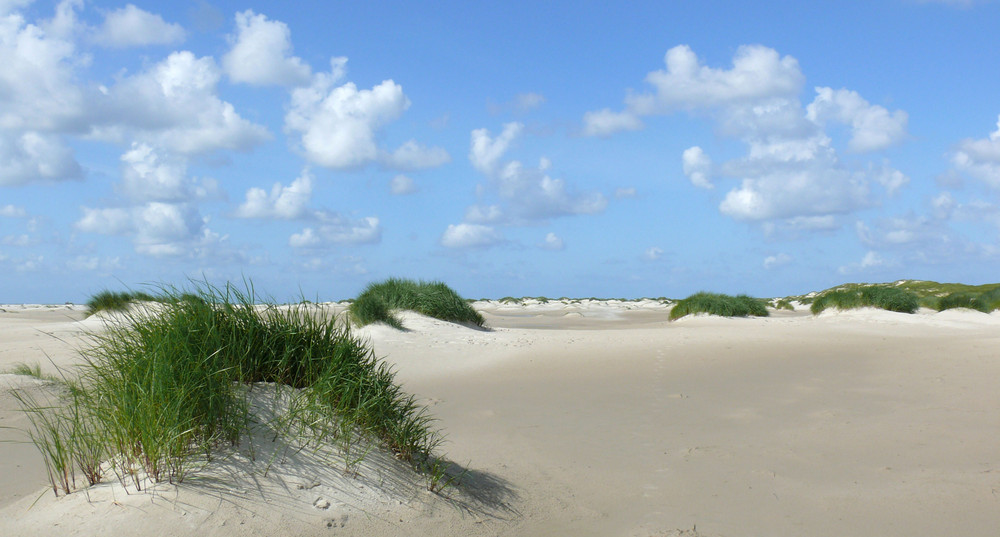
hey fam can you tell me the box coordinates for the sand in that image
[1,300,999,536]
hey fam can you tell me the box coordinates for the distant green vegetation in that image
[770,298,794,311]
[669,292,769,320]
[85,290,156,316]
[16,282,453,496]
[349,278,485,330]
[809,285,919,314]
[933,287,1000,313]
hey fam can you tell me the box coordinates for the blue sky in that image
[2,0,1000,303]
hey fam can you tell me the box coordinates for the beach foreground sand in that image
[1,300,999,536]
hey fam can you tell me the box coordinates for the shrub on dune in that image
[349,278,485,330]
[809,285,919,315]
[936,288,1000,313]
[669,292,769,320]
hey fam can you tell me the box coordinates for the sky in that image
[2,0,1000,303]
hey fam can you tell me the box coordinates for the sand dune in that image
[2,301,1000,536]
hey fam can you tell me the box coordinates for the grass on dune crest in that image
[16,281,454,497]
[809,285,919,315]
[85,289,157,316]
[349,278,485,330]
[669,292,769,320]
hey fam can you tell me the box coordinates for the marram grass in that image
[18,282,452,496]
[669,292,769,320]
[350,278,485,330]
[809,285,919,315]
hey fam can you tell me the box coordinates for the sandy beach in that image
[2,300,999,536]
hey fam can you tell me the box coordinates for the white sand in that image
[2,301,1000,536]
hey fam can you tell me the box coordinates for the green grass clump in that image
[349,278,485,330]
[809,285,919,315]
[669,292,769,320]
[18,282,448,495]
[935,288,1000,313]
[85,290,156,316]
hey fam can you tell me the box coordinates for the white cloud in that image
[951,114,1000,187]
[235,169,313,219]
[682,146,713,189]
[222,10,310,86]
[468,124,607,222]
[0,204,26,217]
[581,109,643,137]
[515,92,545,112]
[76,207,133,234]
[469,122,522,174]
[763,253,792,269]
[614,187,637,198]
[76,202,225,258]
[289,215,381,247]
[382,139,450,170]
[584,44,909,228]
[838,250,890,274]
[103,51,271,155]
[644,246,664,261]
[118,142,219,202]
[389,174,417,195]
[0,1,32,16]
[0,9,85,132]
[95,4,185,48]
[464,204,504,224]
[285,67,410,169]
[806,87,908,152]
[0,130,82,185]
[539,232,564,251]
[624,44,804,114]
[440,223,502,249]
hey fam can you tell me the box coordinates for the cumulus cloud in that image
[389,174,417,195]
[118,142,219,202]
[951,114,1000,187]
[470,122,522,174]
[100,51,271,155]
[0,8,85,132]
[469,124,607,221]
[515,92,545,112]
[584,44,910,229]
[235,169,313,219]
[614,187,637,198]
[381,139,450,170]
[289,215,381,247]
[95,4,185,48]
[624,44,804,115]
[0,131,82,185]
[643,246,664,261]
[0,204,26,217]
[682,146,713,189]
[806,87,908,152]
[763,253,792,269]
[581,109,643,137]
[440,223,503,249]
[539,232,564,251]
[838,250,891,274]
[76,202,225,257]
[222,10,310,86]
[285,65,410,169]
[464,204,504,224]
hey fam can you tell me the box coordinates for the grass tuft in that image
[669,292,769,320]
[19,281,450,495]
[85,289,156,316]
[349,278,485,330]
[809,285,919,315]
